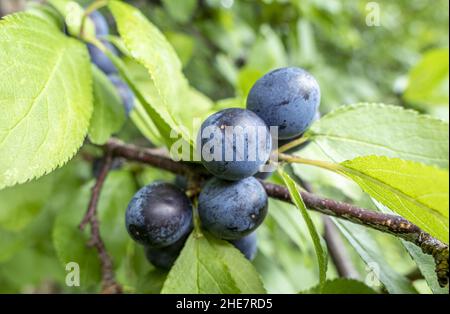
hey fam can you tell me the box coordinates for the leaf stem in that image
[278,152,340,172]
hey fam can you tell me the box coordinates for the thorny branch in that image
[85,138,448,289]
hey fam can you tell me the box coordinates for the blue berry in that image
[87,40,118,74]
[89,11,109,37]
[230,232,258,261]
[198,177,268,240]
[125,182,192,247]
[247,67,320,139]
[108,75,135,114]
[198,108,272,181]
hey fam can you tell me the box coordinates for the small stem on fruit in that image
[277,136,309,153]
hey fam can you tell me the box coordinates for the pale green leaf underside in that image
[0,13,92,189]
[162,233,265,294]
[333,219,417,294]
[108,1,213,147]
[301,278,377,294]
[307,103,449,168]
[279,170,328,290]
[88,66,125,145]
[0,172,54,231]
[340,156,449,243]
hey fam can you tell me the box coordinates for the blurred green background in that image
[0,0,448,293]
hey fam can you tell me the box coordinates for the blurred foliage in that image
[125,0,449,118]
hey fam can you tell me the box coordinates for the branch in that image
[105,138,449,287]
[79,150,122,294]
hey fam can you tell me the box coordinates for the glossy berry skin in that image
[87,40,118,74]
[144,235,188,269]
[247,67,320,139]
[230,232,257,261]
[198,108,272,181]
[198,177,268,240]
[89,11,109,36]
[125,182,192,247]
[277,111,321,153]
[109,75,135,114]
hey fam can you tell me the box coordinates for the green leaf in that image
[0,172,55,231]
[0,13,93,189]
[88,66,126,145]
[307,103,449,168]
[404,48,449,107]
[108,1,213,148]
[339,156,449,244]
[52,182,101,291]
[301,278,377,294]
[47,0,95,38]
[333,219,417,294]
[161,233,265,294]
[279,170,328,290]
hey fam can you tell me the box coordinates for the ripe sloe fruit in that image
[198,108,272,181]
[198,177,268,240]
[277,110,321,153]
[89,11,109,37]
[126,182,192,247]
[144,234,188,270]
[108,75,135,114]
[230,232,257,261]
[88,40,118,74]
[247,67,320,139]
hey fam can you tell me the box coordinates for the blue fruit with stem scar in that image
[126,182,192,247]
[87,40,118,74]
[198,177,268,240]
[247,67,320,139]
[198,108,272,181]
